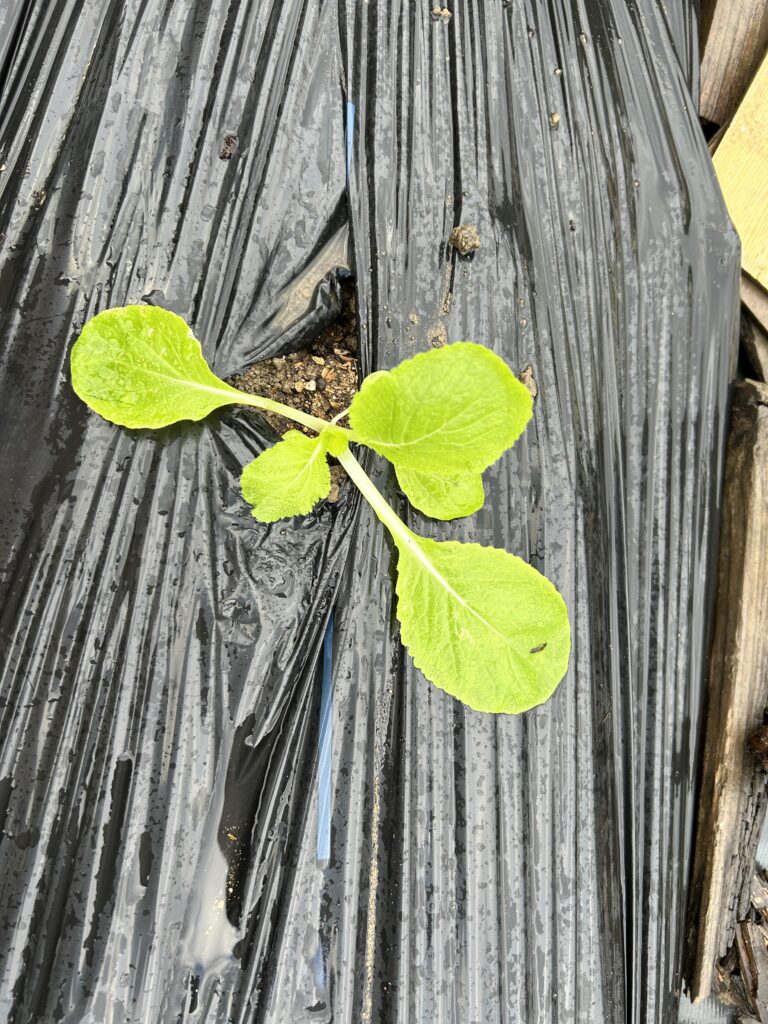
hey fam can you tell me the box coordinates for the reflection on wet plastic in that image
[271,226,351,334]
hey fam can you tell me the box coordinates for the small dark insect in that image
[529,642,548,655]
[220,133,239,160]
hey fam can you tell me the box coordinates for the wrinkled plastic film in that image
[1,4,355,1021]
[335,6,736,1022]
[0,2,738,1023]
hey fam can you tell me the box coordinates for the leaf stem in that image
[337,447,470,606]
[233,390,354,436]
[336,447,412,547]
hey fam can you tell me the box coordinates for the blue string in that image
[314,102,356,864]
[316,613,333,861]
[346,102,355,183]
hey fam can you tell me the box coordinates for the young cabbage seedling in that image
[70,305,570,713]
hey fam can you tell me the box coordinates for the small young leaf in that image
[395,466,485,520]
[321,426,351,458]
[71,305,242,428]
[348,343,532,518]
[393,531,570,713]
[241,430,341,522]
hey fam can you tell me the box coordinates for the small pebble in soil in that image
[448,224,481,256]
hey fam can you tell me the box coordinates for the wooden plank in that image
[713,56,768,290]
[686,380,768,1000]
[700,0,768,127]
[732,920,768,1022]
[713,873,768,1020]
[742,306,768,383]
[742,274,768,337]
[746,922,768,1022]
[741,275,768,382]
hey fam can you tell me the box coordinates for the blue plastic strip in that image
[346,102,355,182]
[316,614,333,861]
[310,940,327,998]
[312,103,355,864]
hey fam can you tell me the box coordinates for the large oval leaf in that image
[348,343,532,518]
[394,531,570,713]
[71,305,242,428]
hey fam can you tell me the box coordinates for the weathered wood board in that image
[741,281,768,381]
[714,873,768,1022]
[700,0,768,127]
[687,380,768,1001]
[713,56,768,290]
[742,275,768,343]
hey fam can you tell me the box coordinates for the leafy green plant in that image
[71,305,570,713]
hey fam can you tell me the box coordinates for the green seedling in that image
[70,305,570,713]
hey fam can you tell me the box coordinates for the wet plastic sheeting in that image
[0,2,738,1023]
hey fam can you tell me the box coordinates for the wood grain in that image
[742,274,768,339]
[714,56,768,290]
[700,0,768,127]
[687,380,768,1001]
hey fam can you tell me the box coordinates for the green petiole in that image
[335,445,411,545]
[236,390,354,437]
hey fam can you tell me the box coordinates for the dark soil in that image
[229,280,359,437]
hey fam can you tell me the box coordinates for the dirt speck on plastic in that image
[426,322,448,348]
[448,224,481,255]
[519,365,538,398]
[431,7,452,23]
[220,134,239,159]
